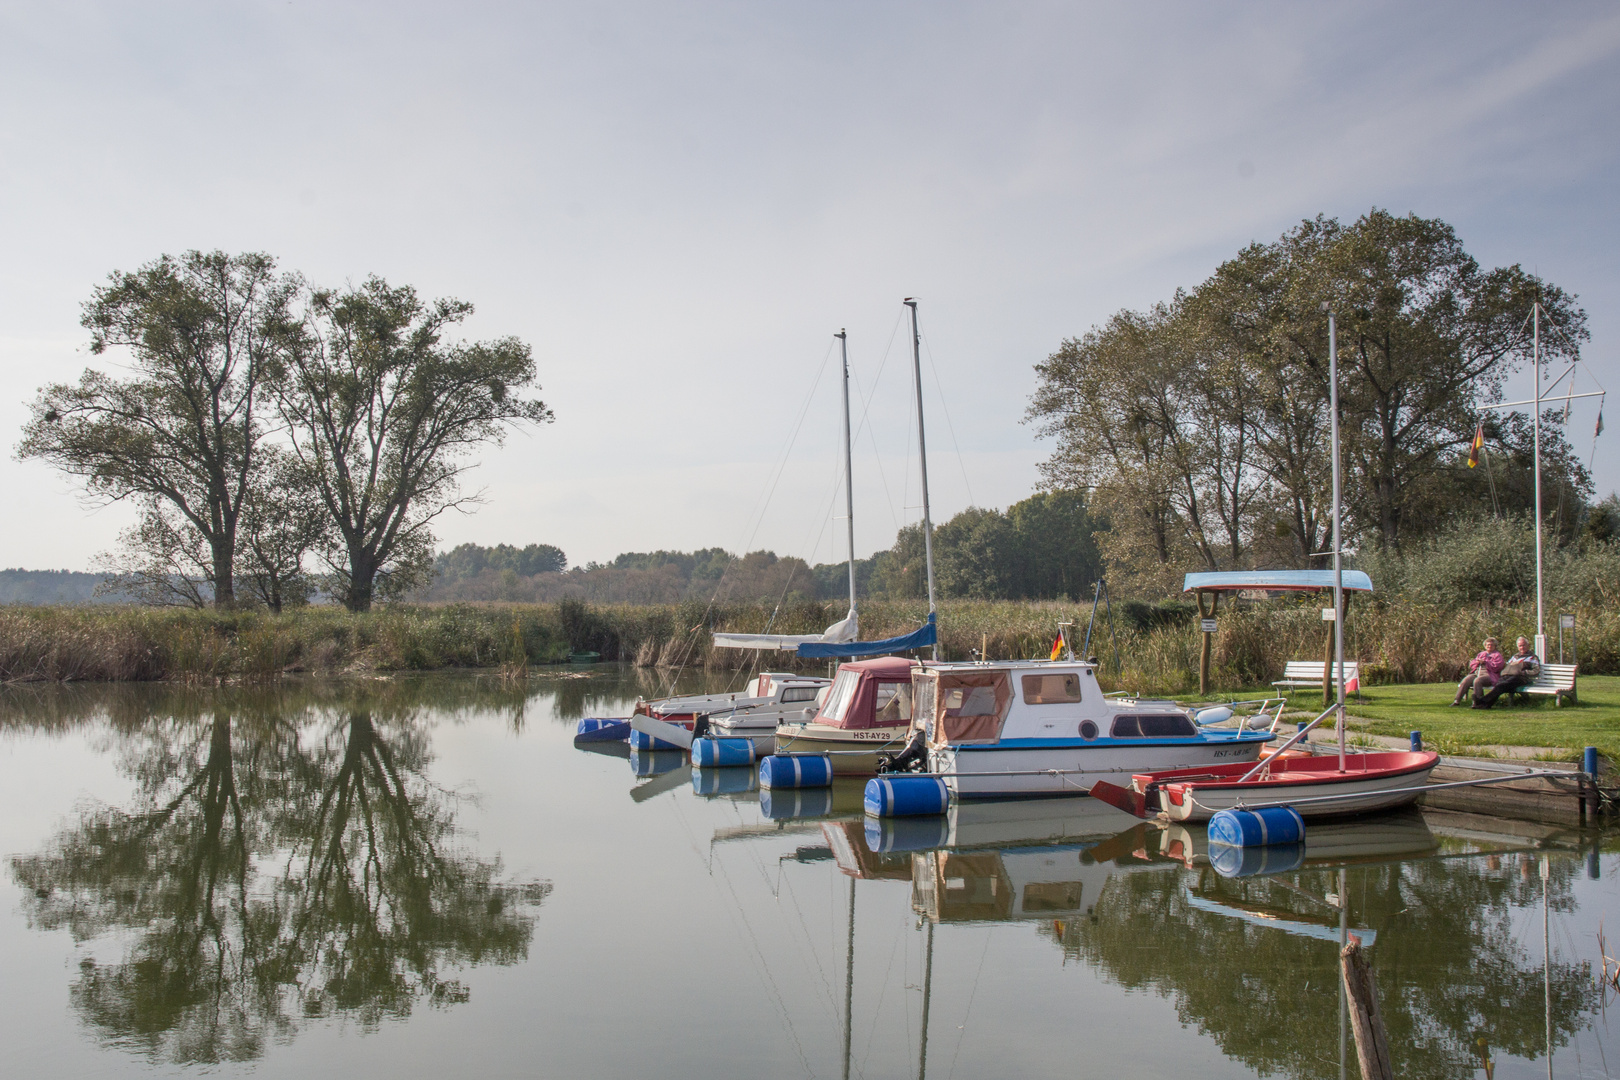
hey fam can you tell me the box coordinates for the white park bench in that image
[1272,660,1360,698]
[1507,663,1579,706]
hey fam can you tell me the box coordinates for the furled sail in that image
[797,613,936,659]
[711,608,859,652]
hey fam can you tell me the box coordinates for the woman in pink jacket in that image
[1451,637,1505,706]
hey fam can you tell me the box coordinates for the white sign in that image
[1200,619,1218,633]
[1321,607,1337,621]
[1559,614,1575,629]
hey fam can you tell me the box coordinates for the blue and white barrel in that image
[574,717,632,742]
[1207,806,1306,847]
[758,754,834,789]
[629,727,684,752]
[865,814,949,853]
[691,738,757,768]
[863,776,950,818]
[761,786,834,820]
[1211,841,1305,878]
[692,766,758,797]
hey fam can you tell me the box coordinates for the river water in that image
[0,668,1614,1079]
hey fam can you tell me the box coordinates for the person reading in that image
[1475,637,1541,709]
[1452,637,1504,706]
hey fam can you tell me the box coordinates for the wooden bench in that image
[1508,663,1578,706]
[1272,661,1360,697]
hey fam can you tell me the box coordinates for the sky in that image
[1,1,1616,572]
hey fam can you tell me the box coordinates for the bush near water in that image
[1,594,1614,688]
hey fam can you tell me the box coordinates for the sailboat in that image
[768,302,942,772]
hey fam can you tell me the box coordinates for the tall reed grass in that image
[1,597,1613,688]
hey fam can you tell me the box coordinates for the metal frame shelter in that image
[1182,571,1374,700]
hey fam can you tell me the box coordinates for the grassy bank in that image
[1336,676,1620,761]
[1,597,1615,686]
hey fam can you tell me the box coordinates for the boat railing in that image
[1239,702,1340,783]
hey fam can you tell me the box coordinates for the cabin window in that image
[823,671,860,723]
[874,682,913,724]
[780,686,820,703]
[1110,713,1197,738]
[1021,673,1081,704]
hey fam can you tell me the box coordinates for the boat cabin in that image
[913,661,1200,747]
[810,656,918,729]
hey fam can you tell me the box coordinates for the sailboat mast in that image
[838,330,857,616]
[1329,308,1346,773]
[904,299,939,660]
[842,877,855,1080]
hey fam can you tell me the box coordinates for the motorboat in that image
[774,655,921,774]
[893,659,1273,799]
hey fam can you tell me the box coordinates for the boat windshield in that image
[822,670,861,723]
[1110,713,1198,738]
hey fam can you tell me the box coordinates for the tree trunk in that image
[347,551,376,612]
[211,537,236,610]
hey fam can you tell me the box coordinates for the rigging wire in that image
[920,325,977,508]
[945,927,995,1080]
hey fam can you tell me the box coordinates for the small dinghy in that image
[1091,749,1440,822]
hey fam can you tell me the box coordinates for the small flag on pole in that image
[1050,630,1066,661]
[1344,672,1359,694]
[1466,423,1484,468]
[1597,409,1605,438]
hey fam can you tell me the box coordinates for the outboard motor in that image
[692,713,711,740]
[877,729,928,774]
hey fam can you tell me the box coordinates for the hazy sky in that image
[2,1,1616,572]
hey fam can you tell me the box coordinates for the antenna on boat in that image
[837,330,858,624]
[1326,304,1346,774]
[904,298,939,660]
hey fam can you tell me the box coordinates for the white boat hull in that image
[936,739,1265,800]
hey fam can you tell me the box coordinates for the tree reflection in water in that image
[11,707,548,1065]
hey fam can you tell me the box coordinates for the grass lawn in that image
[1296,675,1620,763]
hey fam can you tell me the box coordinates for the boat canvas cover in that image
[813,656,916,730]
[917,669,1012,746]
[712,608,859,651]
[797,612,937,659]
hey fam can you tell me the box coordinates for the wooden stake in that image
[1340,938,1393,1080]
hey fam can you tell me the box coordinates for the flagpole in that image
[1328,308,1346,774]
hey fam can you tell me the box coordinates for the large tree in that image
[273,278,552,611]
[18,251,298,608]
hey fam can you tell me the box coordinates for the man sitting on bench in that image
[1452,637,1504,706]
[1475,637,1541,709]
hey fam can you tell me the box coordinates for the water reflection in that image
[9,701,549,1065]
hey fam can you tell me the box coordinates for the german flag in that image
[1466,423,1484,468]
[1049,630,1066,662]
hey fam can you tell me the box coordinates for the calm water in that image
[1,668,1614,1079]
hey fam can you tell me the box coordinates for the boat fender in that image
[691,737,756,768]
[761,785,834,820]
[629,728,684,752]
[1211,842,1305,878]
[1193,706,1233,726]
[1208,806,1306,847]
[758,754,834,789]
[877,729,928,774]
[863,776,949,818]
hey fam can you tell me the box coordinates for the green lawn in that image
[1300,676,1620,763]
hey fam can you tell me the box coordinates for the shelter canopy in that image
[1182,570,1373,594]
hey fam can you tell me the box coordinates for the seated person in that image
[1476,637,1541,709]
[1452,637,1504,705]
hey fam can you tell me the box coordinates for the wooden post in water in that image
[1340,938,1393,1080]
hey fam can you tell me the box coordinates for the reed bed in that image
[1,598,1613,689]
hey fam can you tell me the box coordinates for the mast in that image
[917,919,934,1080]
[1329,308,1346,773]
[1533,303,1545,658]
[838,330,858,618]
[842,877,855,1080]
[904,299,939,660]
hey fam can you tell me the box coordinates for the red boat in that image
[1091,749,1440,822]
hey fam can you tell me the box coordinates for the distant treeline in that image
[412,491,1104,605]
[0,569,116,606]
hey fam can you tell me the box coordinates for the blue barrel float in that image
[629,727,684,752]
[1208,806,1306,847]
[575,717,632,743]
[759,754,834,789]
[865,814,949,852]
[761,785,834,820]
[863,776,950,818]
[692,766,758,797]
[691,738,757,768]
[629,749,687,777]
